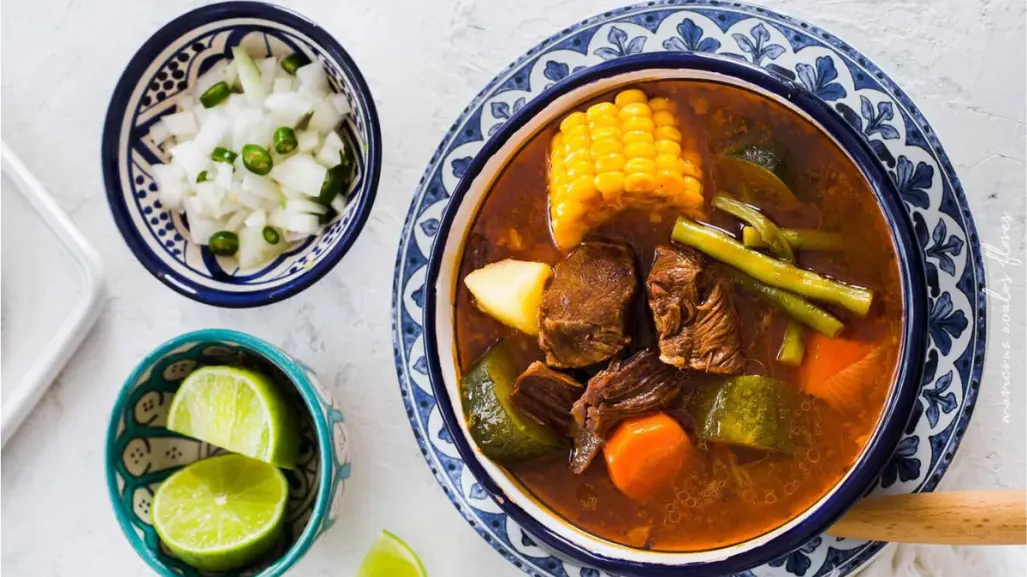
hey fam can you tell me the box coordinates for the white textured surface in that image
[1,1,1024,576]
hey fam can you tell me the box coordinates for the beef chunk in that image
[509,362,584,436]
[647,245,745,374]
[538,240,637,368]
[569,349,690,473]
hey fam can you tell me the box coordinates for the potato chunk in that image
[464,259,553,335]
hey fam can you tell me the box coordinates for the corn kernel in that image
[656,171,686,196]
[565,133,591,151]
[587,102,618,120]
[590,115,620,130]
[568,175,597,197]
[655,140,682,156]
[624,141,657,158]
[566,160,594,179]
[655,126,682,142]
[624,172,656,193]
[681,158,701,179]
[621,116,655,133]
[619,102,652,119]
[595,154,627,173]
[648,97,673,112]
[551,133,564,149]
[652,110,677,127]
[591,127,621,141]
[560,111,587,132]
[623,131,655,145]
[591,140,623,156]
[564,149,591,166]
[596,172,625,201]
[615,89,648,107]
[625,157,656,174]
[655,153,686,174]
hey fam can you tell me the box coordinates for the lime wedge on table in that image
[167,365,299,468]
[357,530,428,577]
[152,454,288,572]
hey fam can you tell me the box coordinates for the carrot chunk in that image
[603,413,691,501]
[799,333,881,411]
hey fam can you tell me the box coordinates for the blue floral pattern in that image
[489,98,527,136]
[392,3,984,577]
[663,18,722,53]
[732,23,786,65]
[594,27,647,60]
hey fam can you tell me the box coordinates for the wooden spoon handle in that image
[827,490,1027,545]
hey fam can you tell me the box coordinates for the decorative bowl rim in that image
[104,328,335,577]
[420,52,928,576]
[101,1,383,308]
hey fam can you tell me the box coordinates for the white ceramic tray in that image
[1,142,105,447]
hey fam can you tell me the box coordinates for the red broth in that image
[454,80,902,551]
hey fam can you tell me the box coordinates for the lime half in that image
[152,454,289,572]
[357,530,428,577]
[167,365,298,468]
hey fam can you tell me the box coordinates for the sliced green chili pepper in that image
[211,147,238,164]
[672,217,873,316]
[280,53,310,75]
[208,230,239,256]
[199,81,231,108]
[273,127,298,154]
[242,144,273,175]
[262,226,280,245]
[196,170,208,183]
[316,146,356,205]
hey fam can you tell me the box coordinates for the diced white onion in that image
[285,197,328,215]
[148,46,351,268]
[269,153,327,197]
[162,111,199,137]
[169,141,209,182]
[330,193,348,214]
[328,93,351,116]
[316,131,345,168]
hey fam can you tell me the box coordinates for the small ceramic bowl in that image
[105,329,350,577]
[102,2,381,307]
[423,53,928,576]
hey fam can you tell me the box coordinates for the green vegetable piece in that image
[200,81,231,108]
[777,321,806,366]
[672,217,873,316]
[196,170,209,183]
[461,341,561,462]
[295,111,314,131]
[273,127,298,154]
[262,226,280,245]
[689,375,793,452]
[717,145,798,209]
[211,147,238,164]
[317,145,356,205]
[280,53,310,75]
[723,266,845,337]
[742,227,844,252]
[242,144,273,175]
[713,193,794,261]
[209,231,239,256]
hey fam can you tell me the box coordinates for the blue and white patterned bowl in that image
[102,2,381,307]
[105,329,351,576]
[392,2,986,577]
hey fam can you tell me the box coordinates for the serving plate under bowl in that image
[392,2,985,576]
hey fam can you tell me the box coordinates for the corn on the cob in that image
[548,88,704,249]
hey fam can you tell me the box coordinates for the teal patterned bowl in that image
[105,329,350,576]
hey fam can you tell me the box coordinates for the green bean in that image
[196,170,208,183]
[713,193,794,261]
[208,231,239,256]
[262,226,280,245]
[280,53,310,75]
[199,81,231,108]
[242,144,273,175]
[273,127,298,154]
[742,227,844,252]
[672,217,872,316]
[777,321,806,366]
[723,266,845,337]
[211,147,238,164]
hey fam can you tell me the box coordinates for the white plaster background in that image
[1,0,1024,575]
